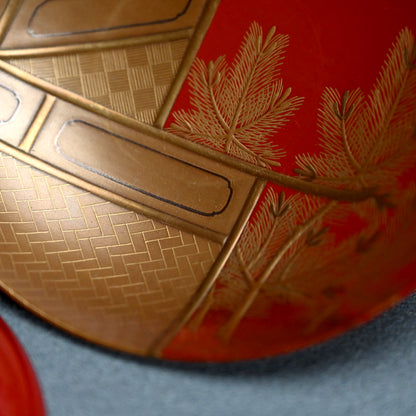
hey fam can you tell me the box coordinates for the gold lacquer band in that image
[0,0,22,44]
[0,140,228,243]
[19,94,56,152]
[154,0,221,128]
[148,178,266,357]
[0,58,374,203]
[0,29,193,58]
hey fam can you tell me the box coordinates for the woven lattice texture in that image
[8,39,188,124]
[0,152,221,353]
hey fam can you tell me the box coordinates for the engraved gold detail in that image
[0,151,221,354]
[170,23,304,167]
[150,178,265,356]
[1,0,209,49]
[0,138,236,244]
[8,40,189,124]
[0,1,414,360]
[0,0,232,356]
[0,58,374,203]
[0,1,250,244]
[154,0,222,127]
[164,25,416,344]
[0,83,20,123]
[0,30,193,59]
[54,121,233,216]
[27,0,192,37]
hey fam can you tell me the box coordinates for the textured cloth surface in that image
[1,290,416,416]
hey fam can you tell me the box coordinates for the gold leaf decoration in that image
[216,194,336,341]
[169,22,303,167]
[295,28,416,191]
[182,25,416,342]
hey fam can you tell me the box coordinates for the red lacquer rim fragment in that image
[0,317,46,416]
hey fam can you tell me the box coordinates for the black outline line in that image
[54,119,233,217]
[0,83,21,125]
[27,0,192,38]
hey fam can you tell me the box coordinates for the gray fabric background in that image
[1,290,416,416]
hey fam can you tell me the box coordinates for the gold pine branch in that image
[219,200,337,341]
[170,22,303,168]
[171,24,416,341]
[296,28,416,190]
[170,23,378,203]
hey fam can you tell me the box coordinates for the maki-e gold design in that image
[0,1,414,361]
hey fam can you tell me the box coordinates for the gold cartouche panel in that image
[1,0,208,48]
[0,0,244,356]
[0,67,256,238]
[0,0,220,126]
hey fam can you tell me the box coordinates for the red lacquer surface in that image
[162,0,416,361]
[0,317,45,416]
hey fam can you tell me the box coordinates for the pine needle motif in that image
[170,22,303,167]
[215,190,336,341]
[295,28,416,191]
[180,26,416,342]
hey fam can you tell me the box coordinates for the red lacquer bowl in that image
[0,0,414,362]
[162,0,416,361]
[0,317,45,416]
